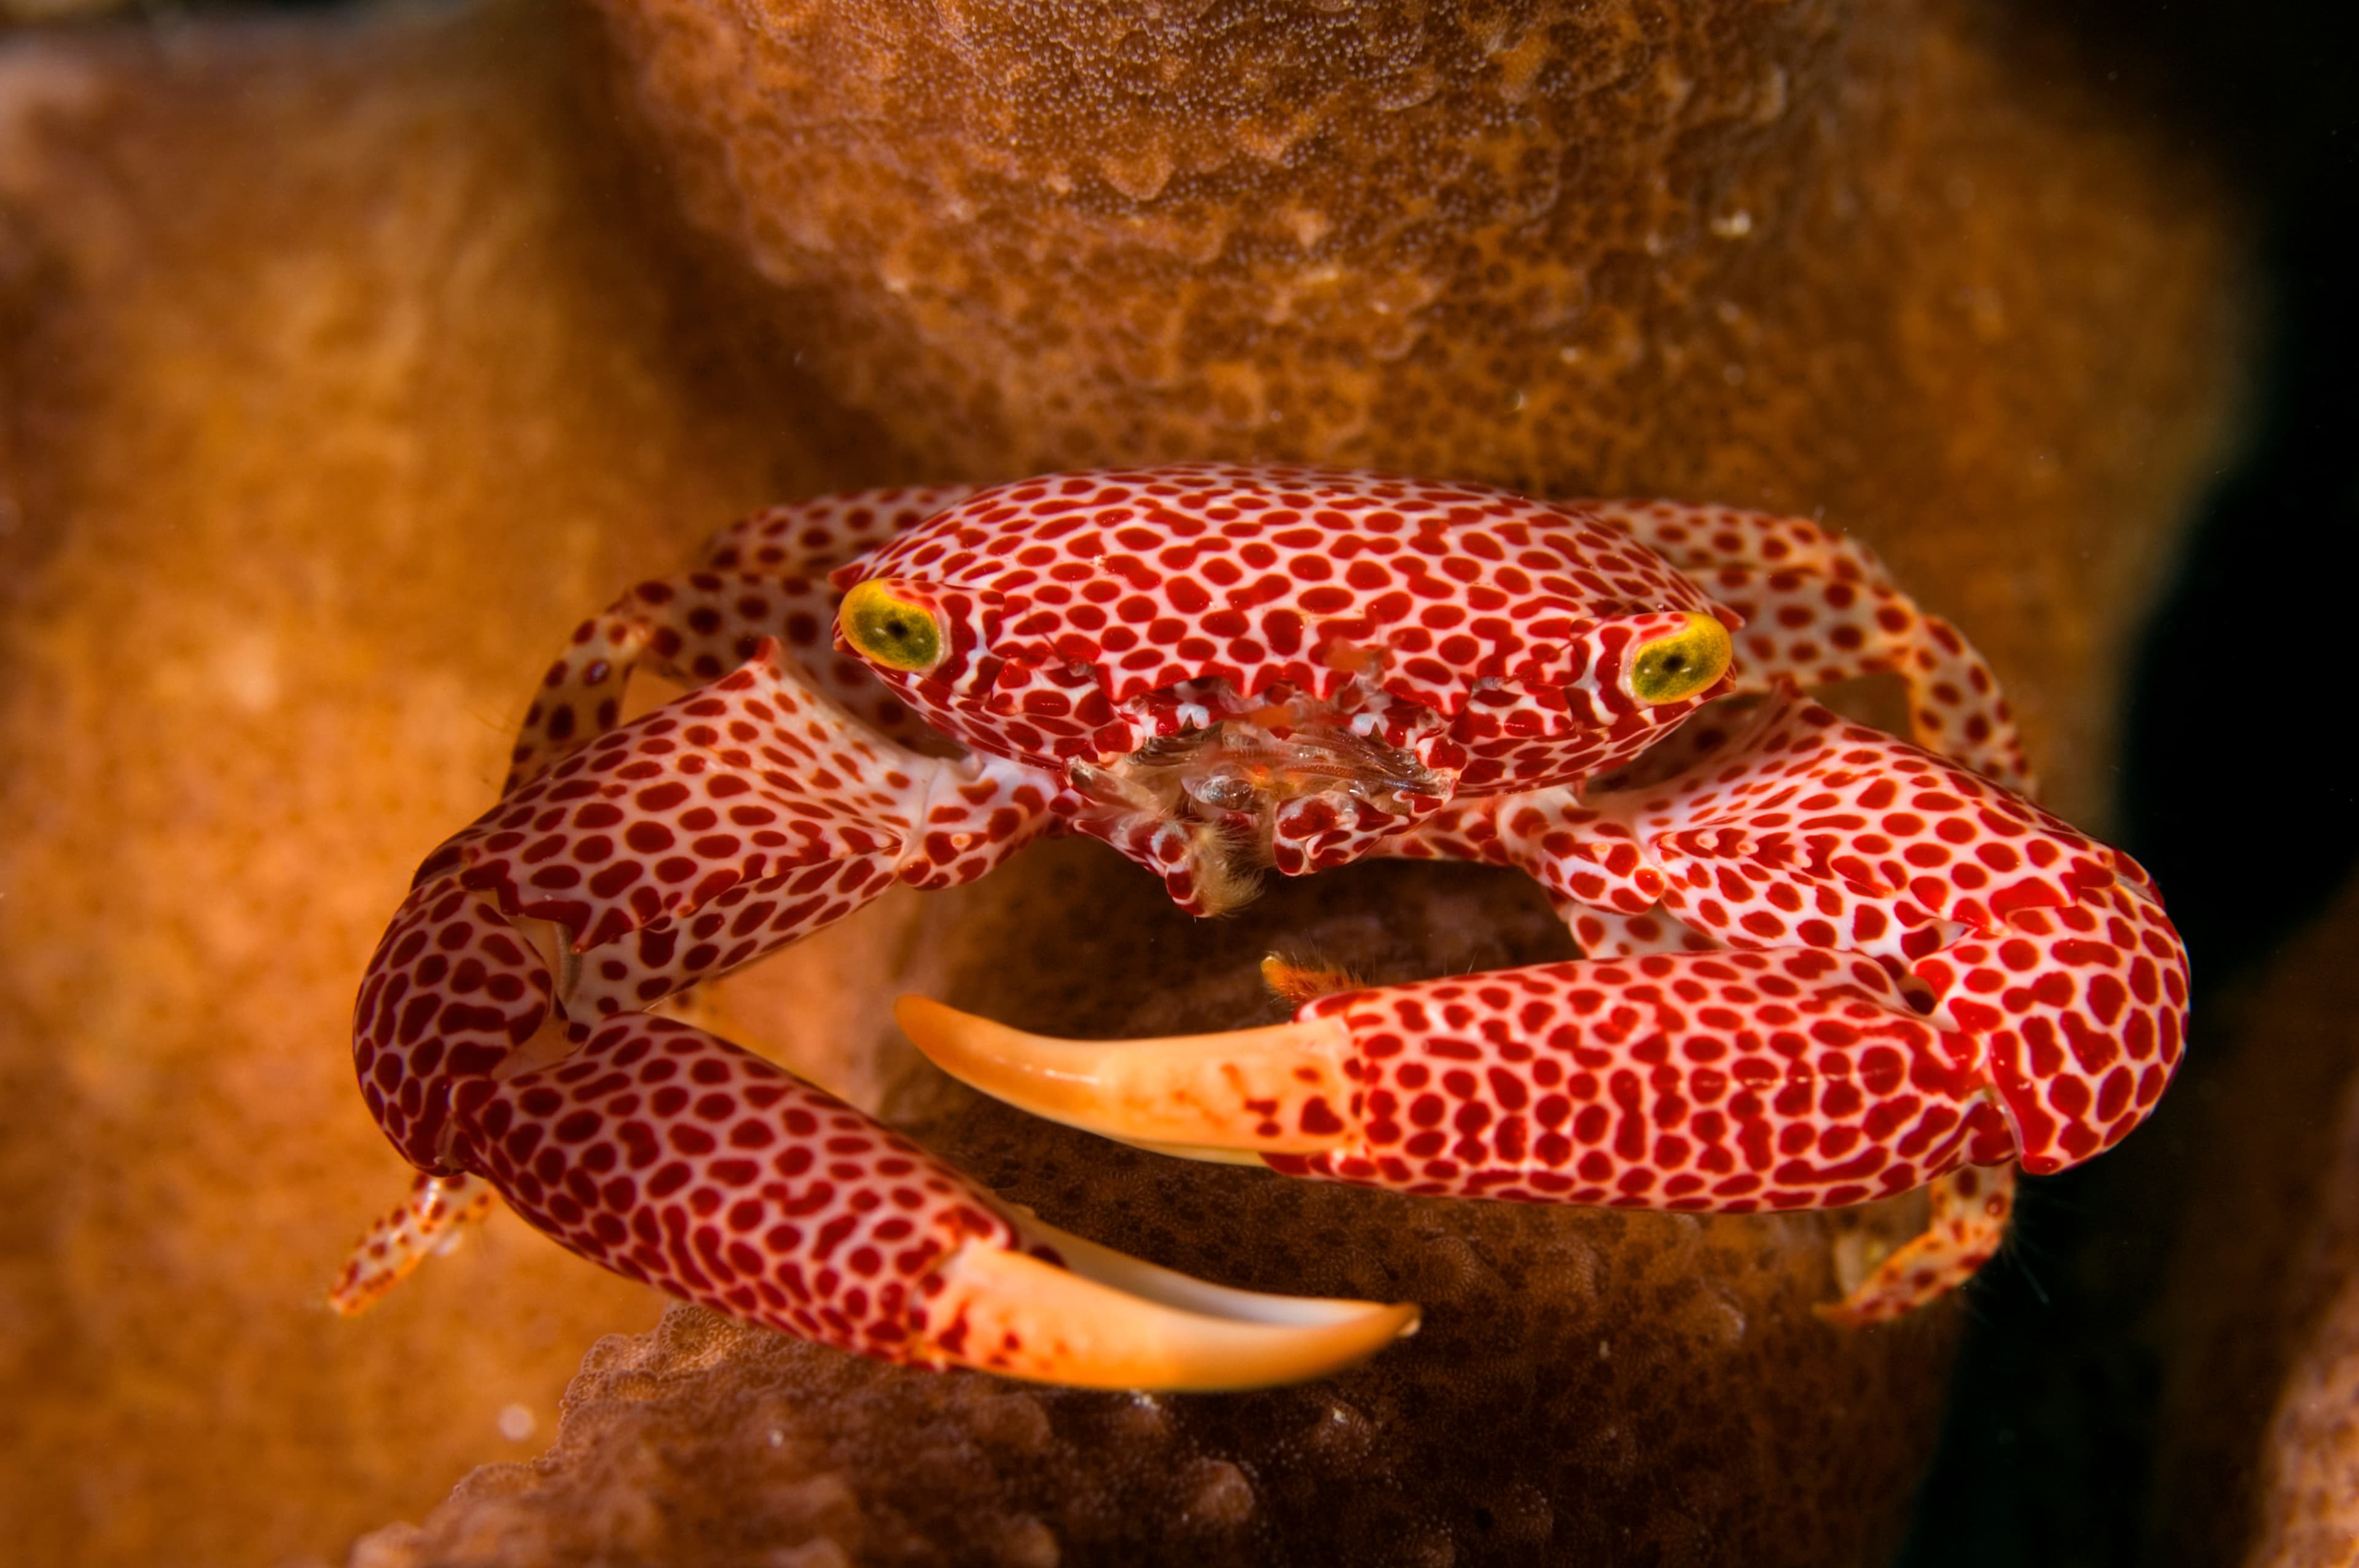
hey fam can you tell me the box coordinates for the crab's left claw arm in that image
[345,634,1415,1388]
[337,889,1416,1389]
[512,1020,1415,1391]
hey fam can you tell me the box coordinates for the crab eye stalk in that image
[840,579,947,673]
[1628,613,1734,705]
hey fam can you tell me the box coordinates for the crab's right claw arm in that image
[343,882,1411,1391]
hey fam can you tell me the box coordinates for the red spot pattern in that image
[427,640,1053,1013]
[1274,946,2014,1209]
[839,466,1739,795]
[475,1013,1021,1364]
[1918,880,2185,1170]
[354,880,1044,1365]
[356,625,1058,1365]
[352,468,2188,1360]
[506,486,972,792]
[1583,500,2032,791]
[1328,693,2185,1206]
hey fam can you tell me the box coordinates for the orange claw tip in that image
[894,995,1360,1156]
[934,1222,1418,1392]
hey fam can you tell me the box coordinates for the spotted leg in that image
[329,1172,497,1314]
[506,485,974,791]
[1821,1161,2017,1327]
[340,641,1414,1385]
[904,694,2188,1325]
[1584,499,2031,791]
[1579,502,2041,1305]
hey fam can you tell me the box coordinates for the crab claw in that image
[444,1014,1409,1392]
[943,1214,1417,1390]
[896,996,1361,1158]
[351,873,1415,1392]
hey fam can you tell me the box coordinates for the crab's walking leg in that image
[327,1172,496,1316]
[1819,1162,2017,1327]
[506,486,973,791]
[1586,499,2032,790]
[348,641,1413,1384]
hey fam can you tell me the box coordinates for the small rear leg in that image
[1586,499,2032,790]
[1817,1163,2017,1327]
[695,485,974,575]
[328,1171,497,1316]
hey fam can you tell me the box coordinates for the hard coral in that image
[0,0,2252,1562]
[590,0,2250,825]
[2156,878,2359,1566]
[0,6,899,1562]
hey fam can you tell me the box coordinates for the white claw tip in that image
[931,1223,1417,1392]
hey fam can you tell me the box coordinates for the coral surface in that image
[589,0,2248,826]
[0,0,2250,1564]
[2154,878,2359,1567]
[0,9,904,1563]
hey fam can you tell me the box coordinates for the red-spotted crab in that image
[334,467,2186,1389]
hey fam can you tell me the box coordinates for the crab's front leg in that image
[1587,499,2032,791]
[906,695,2187,1324]
[505,485,974,791]
[338,640,1414,1387]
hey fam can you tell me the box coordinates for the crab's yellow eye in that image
[840,579,945,673]
[1628,613,1733,705]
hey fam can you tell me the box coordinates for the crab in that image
[333,466,2186,1391]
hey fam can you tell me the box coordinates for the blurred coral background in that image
[0,1,2351,1564]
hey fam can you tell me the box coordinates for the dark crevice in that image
[1900,2,2359,1564]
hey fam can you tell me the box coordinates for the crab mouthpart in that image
[1118,717,1439,815]
[897,996,1362,1155]
[1068,715,1442,913]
